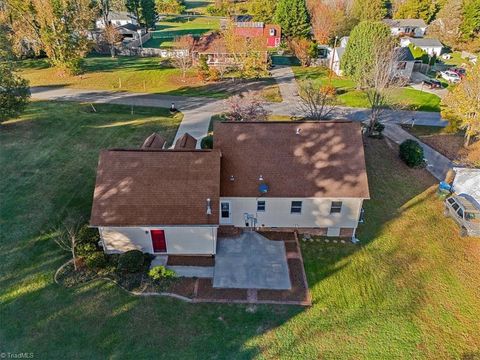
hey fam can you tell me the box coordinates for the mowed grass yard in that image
[1,101,480,358]
[143,16,220,48]
[293,66,442,112]
[19,55,282,101]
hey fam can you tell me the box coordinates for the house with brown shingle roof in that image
[90,121,369,256]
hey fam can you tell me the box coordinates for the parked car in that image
[422,78,442,89]
[450,67,466,78]
[440,70,461,83]
[444,195,480,237]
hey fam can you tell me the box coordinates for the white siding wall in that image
[221,197,363,230]
[99,226,217,255]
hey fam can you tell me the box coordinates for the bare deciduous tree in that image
[171,35,196,80]
[297,80,336,120]
[53,218,83,271]
[102,24,122,58]
[225,91,271,121]
[363,40,406,134]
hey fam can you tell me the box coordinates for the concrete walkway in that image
[383,123,453,181]
[270,66,300,104]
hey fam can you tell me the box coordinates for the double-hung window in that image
[257,200,266,212]
[330,201,343,214]
[291,201,302,214]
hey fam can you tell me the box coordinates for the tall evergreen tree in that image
[126,0,157,28]
[0,26,30,121]
[341,21,393,85]
[274,0,310,38]
[461,0,480,40]
[351,0,389,21]
[394,0,441,23]
[249,0,277,23]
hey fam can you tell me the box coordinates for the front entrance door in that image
[151,229,166,253]
[220,201,232,224]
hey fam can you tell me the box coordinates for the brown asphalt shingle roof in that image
[90,149,221,226]
[214,121,370,198]
[141,133,166,149]
[174,133,197,149]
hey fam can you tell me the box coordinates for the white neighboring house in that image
[90,122,370,257]
[329,45,415,80]
[383,18,427,38]
[95,11,138,29]
[400,37,443,57]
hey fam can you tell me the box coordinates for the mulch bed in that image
[167,256,215,267]
[257,231,296,241]
[257,259,309,303]
[57,233,311,306]
[285,241,299,253]
[196,279,248,301]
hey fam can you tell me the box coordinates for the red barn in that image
[233,22,281,48]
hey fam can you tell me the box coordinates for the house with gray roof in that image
[400,37,443,56]
[383,18,427,38]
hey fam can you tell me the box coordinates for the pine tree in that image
[140,0,157,28]
[249,0,277,23]
[394,0,441,23]
[0,27,30,121]
[461,0,480,40]
[341,21,393,85]
[274,0,310,38]
[351,0,389,21]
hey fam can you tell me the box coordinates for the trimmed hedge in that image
[201,134,213,149]
[148,266,176,281]
[399,139,424,167]
[85,252,107,270]
[117,250,144,273]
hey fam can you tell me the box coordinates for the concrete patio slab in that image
[213,232,291,290]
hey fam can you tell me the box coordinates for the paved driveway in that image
[213,232,291,290]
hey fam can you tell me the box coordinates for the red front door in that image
[151,230,166,253]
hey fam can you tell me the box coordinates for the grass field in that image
[143,16,220,48]
[18,55,281,101]
[293,66,442,112]
[1,101,480,358]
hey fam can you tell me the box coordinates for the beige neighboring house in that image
[90,121,369,257]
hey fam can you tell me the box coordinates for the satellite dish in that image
[258,183,269,194]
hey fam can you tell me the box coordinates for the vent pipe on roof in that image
[296,128,301,135]
[206,198,212,215]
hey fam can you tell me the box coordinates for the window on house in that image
[257,200,266,212]
[330,201,343,214]
[291,201,302,214]
[397,61,407,70]
[269,28,276,36]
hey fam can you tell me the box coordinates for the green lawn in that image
[183,0,216,14]
[293,66,442,112]
[1,102,480,358]
[143,16,220,48]
[18,55,227,97]
[19,55,282,101]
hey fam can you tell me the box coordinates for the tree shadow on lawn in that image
[0,112,449,357]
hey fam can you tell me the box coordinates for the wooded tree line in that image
[246,0,480,51]
[0,0,159,73]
